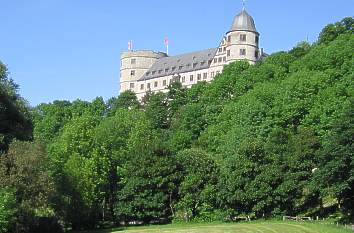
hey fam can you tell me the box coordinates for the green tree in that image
[0,188,16,233]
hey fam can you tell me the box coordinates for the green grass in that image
[73,221,353,233]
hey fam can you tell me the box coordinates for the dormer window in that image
[172,67,176,71]
[158,70,162,74]
[152,71,156,75]
[179,66,183,70]
[165,68,169,73]
[146,72,150,76]
[193,63,197,68]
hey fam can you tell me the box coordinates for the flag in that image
[164,36,169,46]
[128,40,133,50]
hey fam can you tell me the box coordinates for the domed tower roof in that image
[230,9,258,33]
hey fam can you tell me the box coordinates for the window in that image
[218,48,222,52]
[193,63,197,68]
[218,57,222,62]
[179,66,183,70]
[227,50,231,57]
[130,83,135,89]
[201,61,205,66]
[211,72,215,78]
[172,67,176,71]
[203,73,207,79]
[182,76,185,83]
[228,35,231,42]
[216,71,220,75]
[255,50,259,59]
[131,58,136,64]
[223,47,226,52]
[240,34,247,42]
[190,75,194,82]
[154,81,158,87]
[214,58,217,63]
[146,72,150,76]
[147,83,151,89]
[240,49,246,56]
[255,36,259,44]
[163,80,167,86]
[140,84,144,90]
[130,70,135,76]
[158,70,162,74]
[152,71,156,75]
[165,68,169,73]
[197,74,201,81]
[223,56,226,62]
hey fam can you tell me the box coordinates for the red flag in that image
[164,36,169,46]
[128,40,133,50]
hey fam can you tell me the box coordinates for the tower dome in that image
[230,9,258,33]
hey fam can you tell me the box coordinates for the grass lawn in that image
[73,221,353,233]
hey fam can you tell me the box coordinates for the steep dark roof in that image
[138,48,217,81]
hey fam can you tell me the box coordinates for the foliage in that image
[0,188,16,233]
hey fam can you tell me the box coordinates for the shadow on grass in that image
[70,227,125,233]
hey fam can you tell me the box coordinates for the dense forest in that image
[0,18,353,233]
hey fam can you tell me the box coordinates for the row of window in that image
[129,71,221,90]
[227,34,259,44]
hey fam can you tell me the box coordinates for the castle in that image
[119,7,266,100]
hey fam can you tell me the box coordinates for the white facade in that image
[119,9,265,100]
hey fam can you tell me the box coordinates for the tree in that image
[107,90,140,115]
[0,188,16,233]
[314,101,354,221]
[0,141,55,232]
[175,148,219,221]
[0,62,32,152]
[318,17,354,44]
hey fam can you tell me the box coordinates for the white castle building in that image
[119,7,266,99]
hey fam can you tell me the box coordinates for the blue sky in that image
[1,0,353,106]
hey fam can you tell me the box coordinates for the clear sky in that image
[1,0,353,106]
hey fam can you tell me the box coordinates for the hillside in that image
[0,17,353,233]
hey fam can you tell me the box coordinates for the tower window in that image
[255,36,259,44]
[214,58,217,63]
[240,49,246,56]
[130,83,135,89]
[223,47,226,52]
[240,34,247,42]
[228,35,231,42]
[255,50,259,59]
[131,58,136,64]
[218,48,222,52]
[131,70,135,76]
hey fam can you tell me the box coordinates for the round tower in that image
[225,9,260,64]
[120,50,167,93]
